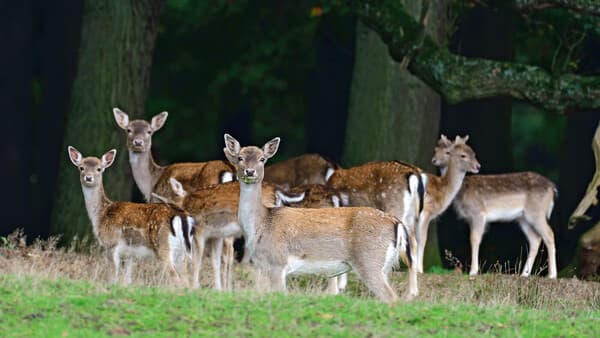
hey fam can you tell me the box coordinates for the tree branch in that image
[515,0,600,17]
[569,121,600,228]
[349,0,600,113]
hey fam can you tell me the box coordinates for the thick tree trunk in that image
[51,0,164,242]
[343,0,449,269]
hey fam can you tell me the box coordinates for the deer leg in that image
[407,231,419,298]
[338,273,348,292]
[112,246,123,284]
[267,267,286,292]
[192,235,206,288]
[209,238,224,290]
[529,215,557,278]
[222,237,234,291]
[325,277,339,295]
[124,256,134,285]
[468,216,486,276]
[357,267,399,303]
[416,211,431,274]
[518,219,542,277]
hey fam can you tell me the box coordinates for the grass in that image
[1,275,599,337]
[1,232,600,336]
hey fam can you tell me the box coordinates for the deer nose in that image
[133,139,144,147]
[245,169,255,177]
[84,175,94,183]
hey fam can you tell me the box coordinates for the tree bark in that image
[343,0,449,269]
[51,0,164,243]
[515,0,600,16]
[347,0,600,114]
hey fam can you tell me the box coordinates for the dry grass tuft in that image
[1,230,598,311]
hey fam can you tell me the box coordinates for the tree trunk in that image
[342,0,449,269]
[51,0,164,243]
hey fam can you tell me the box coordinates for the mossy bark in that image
[51,0,164,243]
[348,0,600,114]
[343,0,449,269]
[515,0,600,16]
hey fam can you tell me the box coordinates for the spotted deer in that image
[275,184,349,294]
[67,146,195,285]
[432,135,558,278]
[414,136,481,273]
[265,154,339,190]
[326,161,425,255]
[152,179,302,290]
[113,108,235,203]
[224,134,417,302]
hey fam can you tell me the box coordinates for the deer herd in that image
[66,109,558,303]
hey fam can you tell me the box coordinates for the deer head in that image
[113,108,168,153]
[223,134,280,184]
[68,146,116,188]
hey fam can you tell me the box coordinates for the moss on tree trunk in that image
[51,0,164,243]
[348,0,600,114]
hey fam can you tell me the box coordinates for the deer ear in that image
[113,108,129,130]
[150,112,168,131]
[169,177,186,197]
[101,149,117,168]
[439,134,451,146]
[263,137,280,159]
[67,146,82,166]
[463,135,470,143]
[224,134,241,156]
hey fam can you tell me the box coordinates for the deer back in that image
[264,153,338,189]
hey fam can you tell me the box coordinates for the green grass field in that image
[1,274,599,337]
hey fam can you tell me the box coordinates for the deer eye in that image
[97,168,102,172]
[259,157,266,162]
[79,166,84,172]
[127,129,132,133]
[445,151,450,155]
[238,156,243,162]
[147,130,152,135]
[461,154,466,158]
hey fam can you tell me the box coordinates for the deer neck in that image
[129,150,164,201]
[437,162,467,212]
[81,183,111,239]
[238,180,268,258]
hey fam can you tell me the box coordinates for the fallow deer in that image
[275,183,349,294]
[432,135,558,278]
[326,161,425,253]
[414,136,481,273]
[265,154,339,190]
[224,134,418,302]
[153,179,303,290]
[113,108,235,203]
[68,146,195,285]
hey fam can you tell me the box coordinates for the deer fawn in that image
[432,135,558,278]
[265,154,338,190]
[113,108,235,203]
[152,179,301,290]
[275,184,350,294]
[224,134,417,302]
[414,135,480,273]
[68,146,195,285]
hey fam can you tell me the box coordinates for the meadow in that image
[1,231,599,337]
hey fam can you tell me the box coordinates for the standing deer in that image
[68,146,194,285]
[152,179,302,290]
[113,108,234,285]
[224,134,418,302]
[414,136,481,273]
[265,154,338,190]
[432,135,558,278]
[275,184,349,294]
[112,108,235,203]
[326,161,425,254]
